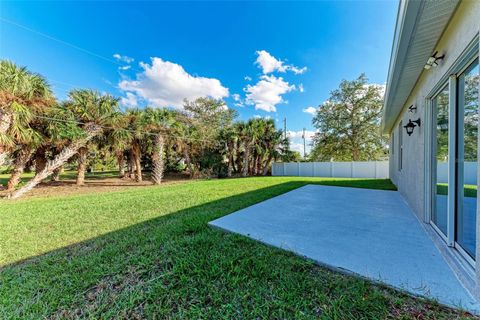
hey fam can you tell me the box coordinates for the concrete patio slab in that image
[209,185,480,313]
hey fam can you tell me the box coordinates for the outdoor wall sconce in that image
[408,105,417,113]
[404,118,421,136]
[424,51,445,69]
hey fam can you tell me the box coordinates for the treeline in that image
[0,61,297,199]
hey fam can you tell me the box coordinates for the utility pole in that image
[302,128,306,159]
[283,117,287,140]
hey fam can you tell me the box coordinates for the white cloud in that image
[302,106,317,115]
[232,93,244,107]
[255,50,286,74]
[121,92,138,107]
[287,130,316,155]
[244,76,252,81]
[253,115,272,120]
[119,65,131,71]
[255,50,307,75]
[289,142,306,154]
[244,75,295,112]
[113,54,134,64]
[289,66,307,75]
[118,57,229,108]
[287,130,315,139]
[298,83,305,93]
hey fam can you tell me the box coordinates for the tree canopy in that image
[310,74,387,161]
[0,60,291,199]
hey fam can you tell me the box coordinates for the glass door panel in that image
[456,59,479,259]
[432,85,450,236]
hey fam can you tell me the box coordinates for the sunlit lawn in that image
[0,176,473,319]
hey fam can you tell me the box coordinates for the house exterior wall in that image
[388,0,480,221]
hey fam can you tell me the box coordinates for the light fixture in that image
[404,118,421,136]
[424,51,445,69]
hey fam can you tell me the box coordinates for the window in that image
[391,132,395,155]
[398,121,403,171]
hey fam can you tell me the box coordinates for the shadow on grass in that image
[1,178,463,319]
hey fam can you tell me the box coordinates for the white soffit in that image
[382,0,460,133]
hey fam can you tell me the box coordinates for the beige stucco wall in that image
[389,0,480,221]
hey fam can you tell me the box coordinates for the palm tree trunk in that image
[152,134,165,185]
[0,109,12,134]
[0,149,7,168]
[34,146,48,174]
[0,110,12,188]
[256,155,262,175]
[51,166,63,181]
[116,151,125,178]
[242,142,250,177]
[76,147,88,186]
[262,154,273,176]
[132,142,142,182]
[183,145,194,178]
[127,150,135,179]
[7,145,33,191]
[9,124,102,199]
[227,148,234,178]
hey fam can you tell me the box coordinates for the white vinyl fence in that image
[437,162,477,185]
[272,161,389,179]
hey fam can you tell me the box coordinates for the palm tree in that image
[174,113,197,178]
[104,114,133,179]
[258,119,283,175]
[123,109,146,182]
[141,108,176,185]
[233,121,251,177]
[76,146,88,185]
[9,90,119,199]
[219,126,237,177]
[5,125,43,190]
[250,118,267,175]
[0,60,54,188]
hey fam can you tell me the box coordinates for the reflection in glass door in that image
[456,59,479,259]
[432,85,450,237]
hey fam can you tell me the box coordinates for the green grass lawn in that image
[0,177,472,319]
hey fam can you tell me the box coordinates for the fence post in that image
[374,161,378,178]
[312,162,315,177]
[330,161,333,178]
[350,162,354,178]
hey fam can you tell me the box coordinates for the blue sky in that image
[0,1,397,153]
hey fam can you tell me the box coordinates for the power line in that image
[0,17,127,68]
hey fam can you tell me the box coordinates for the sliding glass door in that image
[456,59,479,260]
[432,85,450,237]
[430,58,479,263]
